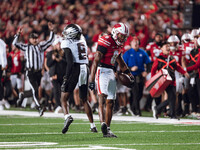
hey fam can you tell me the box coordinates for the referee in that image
[12,22,55,116]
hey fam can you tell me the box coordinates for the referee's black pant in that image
[26,70,42,107]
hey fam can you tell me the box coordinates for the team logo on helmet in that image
[111,23,129,46]
[62,24,82,40]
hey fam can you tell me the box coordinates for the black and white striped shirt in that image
[12,31,55,71]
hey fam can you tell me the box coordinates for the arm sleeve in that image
[63,48,74,79]
[151,59,158,77]
[40,31,55,51]
[187,54,200,71]
[12,35,27,51]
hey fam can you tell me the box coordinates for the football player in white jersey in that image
[60,24,97,134]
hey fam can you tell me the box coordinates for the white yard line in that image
[0,130,200,136]
[1,142,200,149]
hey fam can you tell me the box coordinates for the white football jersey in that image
[61,35,88,64]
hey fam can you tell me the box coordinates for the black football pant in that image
[188,77,200,113]
[131,75,144,116]
[156,85,176,118]
[51,79,62,108]
[26,70,42,107]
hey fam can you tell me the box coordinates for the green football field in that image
[0,110,200,150]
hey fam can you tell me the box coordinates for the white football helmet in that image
[167,35,180,51]
[190,29,199,40]
[197,37,200,46]
[62,24,82,40]
[111,22,129,46]
[181,33,191,43]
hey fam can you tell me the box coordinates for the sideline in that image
[0,110,200,125]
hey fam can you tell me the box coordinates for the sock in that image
[101,122,106,126]
[107,127,110,130]
[64,114,71,120]
[90,123,96,128]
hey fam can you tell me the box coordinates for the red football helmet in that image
[111,23,129,46]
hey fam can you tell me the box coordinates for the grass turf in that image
[0,115,200,150]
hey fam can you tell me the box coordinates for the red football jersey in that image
[146,42,161,62]
[10,50,23,74]
[97,35,122,66]
[182,42,195,61]
[170,45,185,65]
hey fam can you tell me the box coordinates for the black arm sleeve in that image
[46,51,55,68]
[63,48,74,79]
[97,45,107,55]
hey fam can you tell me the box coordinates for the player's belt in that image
[98,63,116,71]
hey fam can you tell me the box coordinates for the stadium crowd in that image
[0,0,200,120]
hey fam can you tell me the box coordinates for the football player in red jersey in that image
[89,23,134,138]
[146,33,163,62]
[185,29,200,116]
[180,33,195,116]
[168,35,187,117]
[9,45,24,103]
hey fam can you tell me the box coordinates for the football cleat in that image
[103,128,117,138]
[62,116,74,134]
[101,122,108,136]
[152,106,158,119]
[16,93,24,107]
[38,106,46,117]
[90,127,98,133]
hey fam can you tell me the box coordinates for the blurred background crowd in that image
[1,0,199,51]
[1,0,200,119]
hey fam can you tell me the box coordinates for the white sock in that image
[90,123,96,128]
[101,122,106,126]
[64,114,71,120]
[107,127,110,130]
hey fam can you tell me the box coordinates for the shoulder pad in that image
[98,35,113,48]
[61,40,70,49]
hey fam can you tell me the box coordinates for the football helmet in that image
[190,29,199,40]
[111,23,129,46]
[167,35,180,51]
[181,33,191,43]
[62,24,82,40]
[197,37,200,46]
